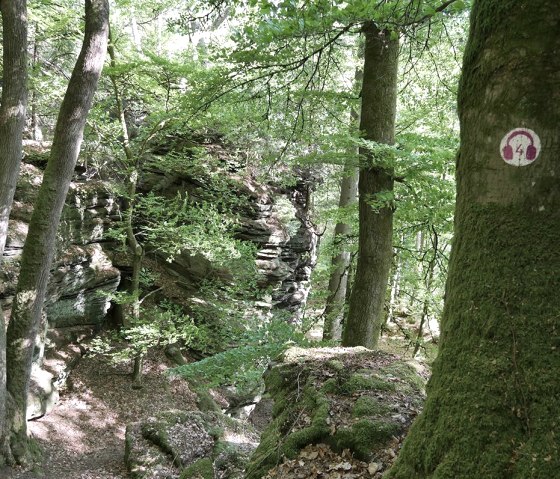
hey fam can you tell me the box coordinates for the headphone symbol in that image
[502,130,537,161]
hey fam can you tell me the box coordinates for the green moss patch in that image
[352,396,391,417]
[245,347,426,479]
[180,457,214,479]
[330,419,401,460]
[340,372,397,394]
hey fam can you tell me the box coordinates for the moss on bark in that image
[388,207,560,479]
[387,1,560,476]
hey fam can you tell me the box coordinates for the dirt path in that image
[3,352,198,479]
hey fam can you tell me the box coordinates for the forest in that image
[0,0,558,478]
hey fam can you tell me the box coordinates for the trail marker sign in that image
[500,128,541,166]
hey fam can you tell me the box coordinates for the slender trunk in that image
[129,8,141,52]
[4,0,108,463]
[322,166,358,341]
[408,230,424,308]
[413,228,437,357]
[386,234,403,329]
[0,0,28,259]
[108,31,144,387]
[0,0,28,465]
[342,23,398,349]
[388,1,560,477]
[31,28,43,142]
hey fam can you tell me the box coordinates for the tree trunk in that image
[342,22,398,349]
[0,0,28,260]
[413,227,437,357]
[388,1,560,477]
[31,27,43,142]
[386,233,403,329]
[322,165,358,341]
[323,51,362,342]
[4,0,109,463]
[0,0,28,465]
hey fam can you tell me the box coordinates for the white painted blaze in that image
[500,128,541,166]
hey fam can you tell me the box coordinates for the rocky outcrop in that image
[139,155,318,317]
[2,142,319,349]
[0,160,120,419]
[1,162,121,353]
[245,347,426,479]
[235,178,317,316]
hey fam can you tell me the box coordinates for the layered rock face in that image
[0,162,121,351]
[139,161,318,317]
[1,156,317,342]
[0,161,122,419]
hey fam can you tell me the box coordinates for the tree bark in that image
[342,22,398,349]
[322,164,358,341]
[0,0,28,260]
[0,0,28,465]
[388,1,560,477]
[4,0,109,463]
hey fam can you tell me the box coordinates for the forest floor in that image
[0,337,433,479]
[2,351,198,479]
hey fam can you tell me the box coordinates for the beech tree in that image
[322,163,358,341]
[388,1,560,477]
[0,0,28,462]
[341,22,398,349]
[0,0,27,260]
[3,0,109,464]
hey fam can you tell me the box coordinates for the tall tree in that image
[107,28,145,388]
[0,0,28,463]
[342,22,398,349]
[388,1,560,477]
[3,0,109,464]
[0,0,28,260]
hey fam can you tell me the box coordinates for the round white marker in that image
[500,128,541,166]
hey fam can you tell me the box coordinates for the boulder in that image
[27,365,59,420]
[245,347,426,479]
[125,409,260,479]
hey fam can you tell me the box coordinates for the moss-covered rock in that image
[352,396,391,417]
[125,407,260,479]
[245,347,426,479]
[126,410,217,477]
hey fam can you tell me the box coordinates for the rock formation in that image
[245,347,427,479]
[0,140,318,419]
[1,162,121,354]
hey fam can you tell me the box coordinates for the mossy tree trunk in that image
[342,22,398,349]
[0,0,28,260]
[4,0,109,464]
[388,2,560,478]
[0,0,28,465]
